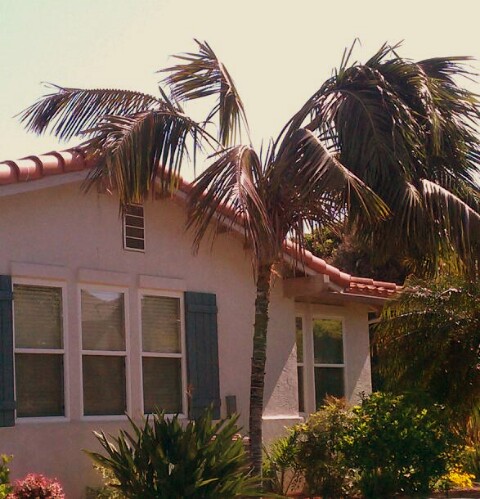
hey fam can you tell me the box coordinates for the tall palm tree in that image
[20,40,480,474]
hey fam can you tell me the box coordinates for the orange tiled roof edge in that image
[0,149,93,185]
[0,148,401,298]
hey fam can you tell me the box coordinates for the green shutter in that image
[0,276,15,426]
[184,292,221,419]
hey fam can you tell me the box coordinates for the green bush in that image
[294,397,355,498]
[0,455,12,499]
[263,430,303,496]
[343,392,455,498]
[86,408,260,499]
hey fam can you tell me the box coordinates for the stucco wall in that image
[0,179,371,497]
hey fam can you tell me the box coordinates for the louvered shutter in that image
[0,276,15,426]
[184,292,221,419]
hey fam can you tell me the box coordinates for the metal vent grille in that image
[123,204,145,251]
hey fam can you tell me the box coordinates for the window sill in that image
[16,416,70,424]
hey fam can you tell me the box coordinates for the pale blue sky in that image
[1,0,479,169]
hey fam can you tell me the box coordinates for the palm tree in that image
[375,272,480,424]
[20,40,480,474]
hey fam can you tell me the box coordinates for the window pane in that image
[15,353,64,417]
[142,296,181,353]
[83,356,126,415]
[143,357,182,414]
[314,367,344,409]
[297,366,305,413]
[295,317,303,363]
[14,285,63,349]
[313,319,343,364]
[81,290,125,351]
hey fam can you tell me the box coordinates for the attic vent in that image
[123,204,145,251]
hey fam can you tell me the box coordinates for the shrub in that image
[263,430,303,496]
[294,397,355,498]
[85,464,124,498]
[8,474,65,499]
[86,408,260,498]
[0,455,12,499]
[343,392,454,498]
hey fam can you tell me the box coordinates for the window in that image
[81,289,127,416]
[313,318,344,409]
[13,284,65,418]
[141,294,183,414]
[123,204,145,251]
[295,314,345,413]
[295,316,305,412]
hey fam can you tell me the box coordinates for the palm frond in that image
[421,179,480,267]
[162,39,249,147]
[186,146,272,263]
[82,106,211,205]
[19,85,162,141]
[270,129,389,229]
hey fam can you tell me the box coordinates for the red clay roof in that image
[0,148,401,299]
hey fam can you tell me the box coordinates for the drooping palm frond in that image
[162,40,249,147]
[19,85,162,141]
[421,179,480,266]
[266,129,389,254]
[278,42,480,273]
[186,146,272,264]
[81,106,212,205]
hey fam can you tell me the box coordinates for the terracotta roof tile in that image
[0,148,401,299]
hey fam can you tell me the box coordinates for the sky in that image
[1,0,480,172]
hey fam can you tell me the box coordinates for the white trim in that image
[262,415,304,421]
[78,284,130,419]
[11,262,69,281]
[138,274,186,292]
[138,290,187,417]
[77,268,131,287]
[12,279,70,422]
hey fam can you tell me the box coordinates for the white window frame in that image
[295,314,306,415]
[123,203,145,252]
[138,289,187,418]
[311,314,346,410]
[79,284,130,421]
[13,277,69,423]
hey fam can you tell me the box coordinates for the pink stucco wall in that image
[0,178,371,497]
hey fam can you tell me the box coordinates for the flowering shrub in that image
[8,474,65,499]
[436,467,475,492]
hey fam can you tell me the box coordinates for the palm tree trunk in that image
[249,263,272,476]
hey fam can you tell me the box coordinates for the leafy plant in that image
[86,408,261,498]
[0,455,12,499]
[343,392,455,498]
[294,397,355,498]
[8,474,65,499]
[85,464,124,498]
[376,274,480,423]
[263,431,303,496]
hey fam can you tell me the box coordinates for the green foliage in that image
[343,392,455,498]
[464,406,480,479]
[294,397,354,498]
[304,226,408,285]
[376,273,480,422]
[0,455,12,499]
[86,408,260,499]
[263,431,303,496]
[85,464,124,498]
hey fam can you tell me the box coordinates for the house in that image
[0,149,399,497]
